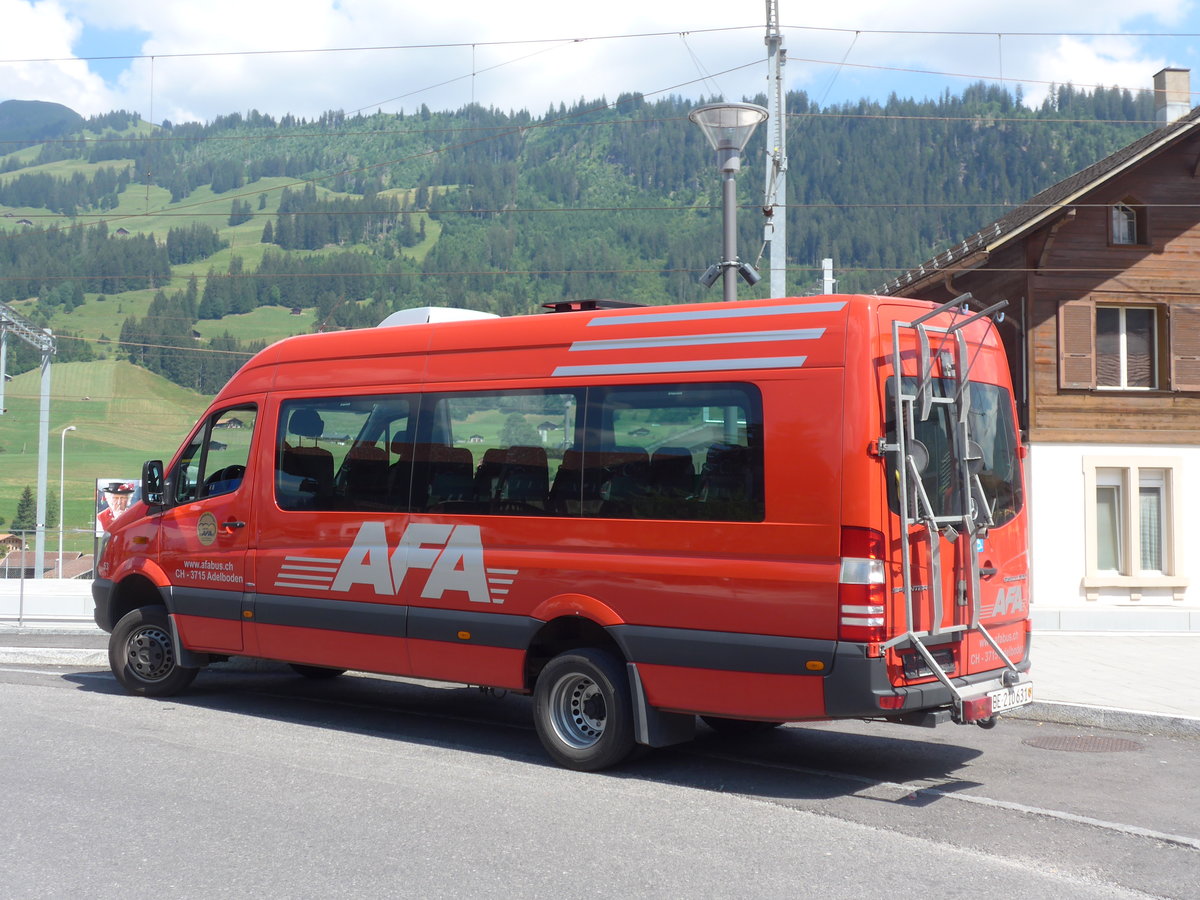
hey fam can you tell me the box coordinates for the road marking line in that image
[694,749,1200,852]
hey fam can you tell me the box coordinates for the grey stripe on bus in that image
[585,301,848,326]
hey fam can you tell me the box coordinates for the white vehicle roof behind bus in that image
[377,307,499,327]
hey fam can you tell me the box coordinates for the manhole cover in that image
[1023,735,1144,753]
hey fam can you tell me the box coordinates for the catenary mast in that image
[0,300,56,578]
[764,0,788,298]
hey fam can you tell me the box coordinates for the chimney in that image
[1154,67,1190,126]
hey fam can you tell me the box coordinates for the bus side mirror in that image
[142,459,165,507]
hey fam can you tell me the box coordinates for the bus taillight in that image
[839,526,887,642]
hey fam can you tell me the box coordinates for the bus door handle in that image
[221,519,246,533]
[979,566,998,578]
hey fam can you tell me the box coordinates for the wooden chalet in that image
[880,69,1200,626]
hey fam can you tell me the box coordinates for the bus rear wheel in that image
[533,648,635,771]
[109,605,198,697]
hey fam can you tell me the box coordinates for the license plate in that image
[988,683,1033,713]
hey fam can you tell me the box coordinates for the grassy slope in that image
[0,359,208,554]
[0,134,452,562]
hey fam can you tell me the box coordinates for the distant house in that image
[881,68,1200,625]
[214,417,245,429]
[16,218,32,226]
[0,550,92,579]
[0,533,25,555]
[290,307,303,316]
[115,227,130,236]
[208,440,228,451]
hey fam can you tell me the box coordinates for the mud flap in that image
[168,613,210,669]
[627,662,695,747]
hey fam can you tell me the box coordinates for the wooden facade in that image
[882,114,1200,446]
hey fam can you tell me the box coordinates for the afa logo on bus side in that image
[273,521,518,605]
[196,512,218,547]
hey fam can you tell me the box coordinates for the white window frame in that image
[1095,305,1158,391]
[1111,202,1138,245]
[1082,457,1187,601]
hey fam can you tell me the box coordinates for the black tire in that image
[533,648,635,771]
[289,663,347,680]
[701,715,784,737]
[108,606,199,697]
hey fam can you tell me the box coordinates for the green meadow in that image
[0,360,209,555]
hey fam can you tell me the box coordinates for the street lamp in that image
[688,102,768,301]
[58,425,75,578]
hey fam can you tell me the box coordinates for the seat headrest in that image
[289,408,325,439]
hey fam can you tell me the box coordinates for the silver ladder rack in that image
[881,293,1020,715]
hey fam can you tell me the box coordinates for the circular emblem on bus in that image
[197,512,218,546]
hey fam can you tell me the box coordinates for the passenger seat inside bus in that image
[650,446,696,498]
[338,441,390,510]
[278,408,335,508]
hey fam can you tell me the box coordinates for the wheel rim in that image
[547,671,607,749]
[125,625,176,683]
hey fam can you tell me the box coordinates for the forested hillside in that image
[0,82,1156,393]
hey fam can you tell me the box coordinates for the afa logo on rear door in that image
[272,522,518,604]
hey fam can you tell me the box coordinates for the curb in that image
[1007,700,1200,737]
[0,647,108,666]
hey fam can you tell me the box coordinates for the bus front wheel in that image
[109,605,198,697]
[533,648,635,771]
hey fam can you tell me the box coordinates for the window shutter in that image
[1169,304,1200,391]
[1058,299,1095,389]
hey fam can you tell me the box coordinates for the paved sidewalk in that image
[1015,632,1200,735]
[2,623,1198,736]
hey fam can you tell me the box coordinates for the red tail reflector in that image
[877,695,905,710]
[961,696,993,722]
[839,527,887,642]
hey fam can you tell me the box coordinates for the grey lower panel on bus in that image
[253,593,408,637]
[823,642,1033,717]
[250,593,540,648]
[407,607,541,650]
[608,624,836,676]
[168,585,244,622]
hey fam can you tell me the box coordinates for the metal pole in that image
[34,343,51,578]
[722,164,739,302]
[0,331,7,413]
[764,0,788,298]
[59,425,75,578]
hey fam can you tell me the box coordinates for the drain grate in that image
[1023,735,1144,753]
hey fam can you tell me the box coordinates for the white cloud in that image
[0,0,113,112]
[2,0,1198,121]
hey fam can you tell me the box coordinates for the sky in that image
[0,0,1199,123]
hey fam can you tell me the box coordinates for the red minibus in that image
[93,293,1032,770]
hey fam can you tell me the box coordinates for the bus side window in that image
[597,384,763,521]
[276,395,412,512]
[174,406,258,504]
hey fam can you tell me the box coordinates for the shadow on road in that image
[63,662,985,803]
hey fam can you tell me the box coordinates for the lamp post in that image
[58,425,75,577]
[688,102,768,301]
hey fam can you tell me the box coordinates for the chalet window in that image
[1110,199,1146,245]
[1084,458,1186,601]
[1096,306,1156,389]
[1058,300,1200,391]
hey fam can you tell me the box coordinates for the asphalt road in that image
[0,662,1196,899]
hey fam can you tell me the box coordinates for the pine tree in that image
[12,486,36,532]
